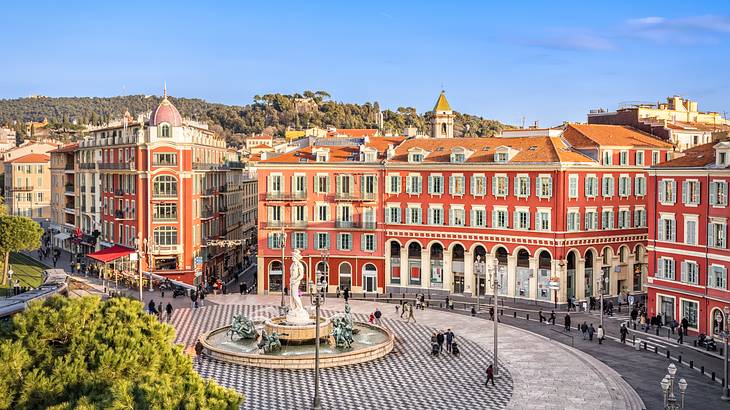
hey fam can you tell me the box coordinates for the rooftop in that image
[654,141,728,169]
[433,90,452,112]
[563,123,673,149]
[7,153,50,164]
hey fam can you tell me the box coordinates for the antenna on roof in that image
[163,81,167,99]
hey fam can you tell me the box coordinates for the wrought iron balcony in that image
[334,191,377,201]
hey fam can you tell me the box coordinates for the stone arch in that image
[447,241,467,253]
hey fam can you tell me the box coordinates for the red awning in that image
[86,245,135,263]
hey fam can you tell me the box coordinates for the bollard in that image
[500,309,504,315]
[712,372,716,381]
[678,355,682,363]
[644,341,648,350]
[666,350,670,359]
[389,292,393,299]
[632,334,636,345]
[526,314,530,321]
[654,346,658,354]
[701,366,704,375]
[513,312,517,318]
[690,360,693,369]
[655,327,660,336]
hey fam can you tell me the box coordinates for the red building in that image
[647,140,730,336]
[256,93,674,304]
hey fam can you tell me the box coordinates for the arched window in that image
[153,175,178,197]
[339,262,352,290]
[153,226,178,245]
[441,123,447,135]
[390,242,401,284]
[160,124,171,138]
[269,261,283,292]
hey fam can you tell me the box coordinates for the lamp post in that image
[597,269,605,332]
[488,260,501,377]
[722,306,730,401]
[475,255,484,313]
[134,235,146,302]
[279,226,287,310]
[660,363,687,409]
[317,250,329,295]
[7,267,13,294]
[309,274,327,410]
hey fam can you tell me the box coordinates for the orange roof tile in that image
[49,143,79,153]
[261,136,404,164]
[563,124,672,149]
[7,153,50,163]
[388,137,594,164]
[654,142,724,168]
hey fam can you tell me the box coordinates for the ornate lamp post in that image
[660,363,687,409]
[316,250,329,294]
[309,274,327,410]
[721,306,730,401]
[488,260,501,377]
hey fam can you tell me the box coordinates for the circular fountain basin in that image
[199,321,394,369]
[264,316,333,343]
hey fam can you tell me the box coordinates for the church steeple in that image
[431,90,454,138]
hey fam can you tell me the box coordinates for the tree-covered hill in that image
[0,91,509,143]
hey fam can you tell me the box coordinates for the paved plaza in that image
[167,295,643,410]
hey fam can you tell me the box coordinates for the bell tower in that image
[431,90,454,138]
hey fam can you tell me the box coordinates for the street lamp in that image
[597,269,606,332]
[279,227,287,311]
[660,363,687,409]
[7,267,13,294]
[309,274,327,409]
[134,235,146,302]
[487,260,501,377]
[475,255,484,313]
[722,305,730,401]
[316,250,329,295]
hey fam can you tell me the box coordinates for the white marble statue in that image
[286,249,311,325]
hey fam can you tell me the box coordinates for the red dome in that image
[150,97,182,127]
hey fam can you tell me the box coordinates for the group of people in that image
[430,329,458,356]
[396,301,418,323]
[577,321,605,343]
[147,299,174,321]
[368,307,383,325]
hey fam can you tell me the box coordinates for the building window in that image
[492,175,508,196]
[292,232,307,249]
[567,210,580,231]
[634,176,646,196]
[659,179,676,204]
[337,233,352,251]
[406,175,422,195]
[619,151,628,165]
[634,209,646,228]
[514,210,530,230]
[409,153,423,163]
[568,175,579,198]
[708,222,727,248]
[406,206,422,224]
[658,217,676,242]
[152,153,177,166]
[160,124,171,138]
[451,153,466,163]
[709,265,727,289]
[153,226,178,245]
[450,175,465,195]
[682,180,700,205]
[315,175,329,193]
[362,234,376,252]
[152,175,178,197]
[684,218,697,245]
[584,210,598,230]
[315,233,330,250]
[316,204,329,221]
[495,152,508,162]
[293,175,306,193]
[493,208,508,228]
[268,206,282,223]
[386,206,401,224]
[603,150,612,165]
[618,175,631,197]
[636,151,644,166]
[153,203,177,221]
[428,175,444,195]
[472,208,486,227]
[681,261,699,285]
[618,209,631,229]
[514,175,530,198]
[652,151,660,165]
[681,300,698,328]
[710,181,728,206]
[585,176,598,197]
[471,175,486,196]
[602,175,614,197]
[658,258,675,280]
[536,176,552,198]
[388,175,401,194]
[428,207,443,225]
[337,175,352,194]
[450,207,465,226]
[363,175,377,195]
[601,209,614,230]
[294,205,306,222]
[535,210,550,231]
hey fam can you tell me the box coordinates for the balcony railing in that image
[152,161,177,167]
[334,192,377,201]
[114,189,125,196]
[64,164,74,171]
[14,185,34,191]
[153,214,178,222]
[99,162,135,170]
[64,184,74,192]
[263,192,307,201]
[193,163,227,171]
[79,163,96,170]
[114,210,134,220]
[152,191,177,199]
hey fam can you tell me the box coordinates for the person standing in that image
[445,329,454,353]
[597,325,605,344]
[539,310,545,323]
[407,303,416,323]
[489,306,494,321]
[581,322,588,340]
[436,331,445,352]
[239,281,245,295]
[677,326,684,344]
[190,291,197,309]
[549,310,556,325]
[588,323,595,341]
[199,290,205,307]
[681,317,689,336]
[620,323,628,343]
[564,313,571,332]
[157,302,163,321]
[630,307,638,328]
[148,299,157,315]
[166,302,173,321]
[400,301,407,319]
[374,307,382,325]
[343,287,350,303]
[485,364,495,386]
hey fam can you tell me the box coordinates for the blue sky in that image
[1,1,729,126]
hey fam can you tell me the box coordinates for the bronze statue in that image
[257,329,283,353]
[226,314,258,341]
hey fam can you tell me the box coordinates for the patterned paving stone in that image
[171,305,514,410]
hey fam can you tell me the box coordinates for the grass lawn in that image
[3,252,48,288]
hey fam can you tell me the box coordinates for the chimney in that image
[386,144,396,159]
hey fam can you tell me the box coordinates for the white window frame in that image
[568,174,579,199]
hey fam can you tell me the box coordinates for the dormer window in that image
[410,153,424,163]
[313,147,330,163]
[159,123,171,138]
[715,142,730,167]
[452,153,465,163]
[495,152,508,163]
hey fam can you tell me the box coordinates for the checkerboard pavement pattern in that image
[171,305,513,409]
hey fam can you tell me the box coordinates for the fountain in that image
[198,249,393,369]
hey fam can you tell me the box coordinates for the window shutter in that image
[428,175,434,194]
[535,177,541,197]
[535,212,542,230]
[634,177,640,196]
[416,208,422,224]
[470,208,475,227]
[593,213,598,229]
[493,210,497,228]
[548,176,553,197]
[681,262,687,282]
[267,234,273,249]
[302,233,308,250]
[618,211,624,228]
[361,234,366,251]
[492,176,497,196]
[682,181,688,204]
[514,177,519,196]
[585,178,590,196]
[526,177,531,197]
[514,212,520,229]
[710,182,718,205]
[428,208,433,225]
[658,219,665,241]
[470,176,475,195]
[449,175,455,195]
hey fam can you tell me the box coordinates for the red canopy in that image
[86,245,135,263]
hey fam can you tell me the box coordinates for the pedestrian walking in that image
[597,325,605,344]
[539,309,545,323]
[670,319,677,334]
[368,312,375,324]
[620,323,628,343]
[190,291,197,309]
[374,307,382,325]
[677,326,684,344]
[485,364,495,386]
[631,307,638,328]
[395,304,400,316]
[199,291,205,307]
[581,322,588,340]
[471,306,477,317]
[343,287,350,303]
[588,323,595,341]
[640,314,647,332]
[564,313,571,332]
[489,306,494,321]
[239,281,245,295]
[148,300,157,315]
[549,310,556,325]
[407,303,416,323]
[400,301,407,318]
[681,317,689,336]
[166,302,173,321]
[445,329,454,353]
[436,331,445,352]
[445,296,450,309]
[157,302,163,321]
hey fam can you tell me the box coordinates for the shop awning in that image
[54,232,71,241]
[86,245,135,263]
